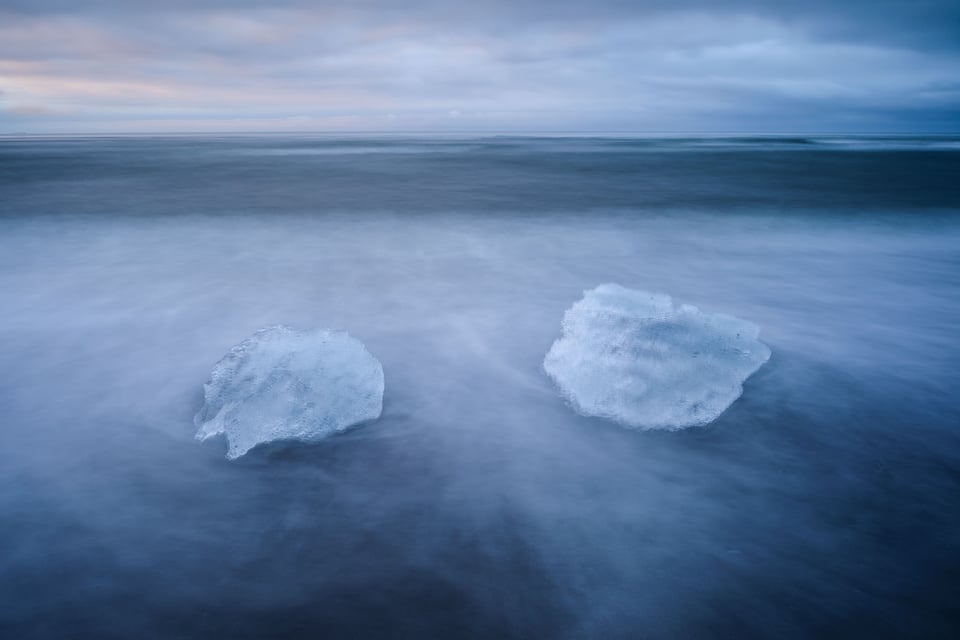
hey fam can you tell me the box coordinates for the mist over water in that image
[1,135,959,639]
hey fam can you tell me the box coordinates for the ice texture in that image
[544,284,770,429]
[195,326,384,459]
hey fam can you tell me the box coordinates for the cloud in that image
[3,104,56,116]
[1,1,958,132]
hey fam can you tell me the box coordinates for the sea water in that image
[1,135,958,638]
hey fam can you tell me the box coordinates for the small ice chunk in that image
[195,325,384,459]
[544,284,770,429]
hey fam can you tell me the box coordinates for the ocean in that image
[1,134,959,639]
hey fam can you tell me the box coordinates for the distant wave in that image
[472,135,960,152]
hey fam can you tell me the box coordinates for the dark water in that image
[1,135,959,639]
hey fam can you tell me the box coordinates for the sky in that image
[0,0,958,133]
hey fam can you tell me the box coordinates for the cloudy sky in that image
[1,0,958,133]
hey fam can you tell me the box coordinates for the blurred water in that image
[1,135,959,639]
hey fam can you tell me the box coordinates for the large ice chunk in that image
[544,284,770,429]
[195,325,384,459]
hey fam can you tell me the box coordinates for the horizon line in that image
[3,130,959,137]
